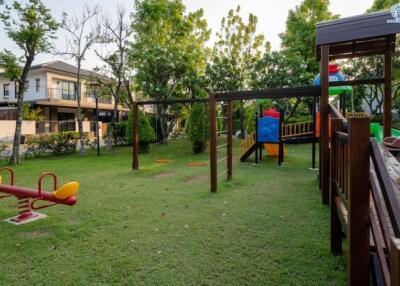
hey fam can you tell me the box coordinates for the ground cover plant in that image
[0,140,346,285]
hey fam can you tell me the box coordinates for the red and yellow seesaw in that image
[0,168,79,225]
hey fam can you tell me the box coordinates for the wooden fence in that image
[329,106,400,285]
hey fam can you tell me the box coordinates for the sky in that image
[0,0,375,70]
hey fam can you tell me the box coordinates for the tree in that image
[94,6,133,150]
[58,4,102,155]
[250,51,313,120]
[206,5,265,138]
[0,0,58,164]
[126,111,156,153]
[22,103,44,121]
[187,103,209,153]
[130,0,210,143]
[280,0,337,75]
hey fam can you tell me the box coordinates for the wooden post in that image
[320,45,330,205]
[390,238,400,286]
[227,100,233,180]
[347,117,370,286]
[278,110,284,166]
[330,118,343,255]
[132,102,139,171]
[384,51,392,138]
[209,94,217,193]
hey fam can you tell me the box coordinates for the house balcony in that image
[37,88,128,112]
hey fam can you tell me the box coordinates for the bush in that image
[25,131,88,158]
[187,103,209,154]
[106,121,127,146]
[126,111,156,153]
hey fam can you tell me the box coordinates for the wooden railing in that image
[370,139,400,286]
[329,113,400,285]
[239,132,256,158]
[281,121,313,139]
[346,111,369,119]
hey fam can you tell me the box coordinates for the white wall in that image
[0,71,47,103]
[0,120,36,141]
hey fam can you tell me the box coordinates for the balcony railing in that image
[47,88,113,104]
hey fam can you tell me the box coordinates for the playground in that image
[0,142,347,285]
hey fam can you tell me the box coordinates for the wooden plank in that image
[227,100,233,180]
[347,117,370,286]
[316,11,400,46]
[209,94,217,193]
[329,78,385,87]
[370,206,390,286]
[136,98,208,105]
[371,139,400,236]
[390,238,400,286]
[320,44,330,205]
[384,51,392,138]
[214,86,320,102]
[330,119,343,255]
[132,103,139,171]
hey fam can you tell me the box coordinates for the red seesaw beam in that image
[0,184,76,206]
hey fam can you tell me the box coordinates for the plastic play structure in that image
[0,168,79,225]
[313,64,400,144]
[239,107,314,165]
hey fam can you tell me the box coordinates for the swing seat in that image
[154,159,173,164]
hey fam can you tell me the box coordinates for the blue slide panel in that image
[257,117,279,143]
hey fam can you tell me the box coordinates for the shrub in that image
[126,111,156,153]
[106,121,127,146]
[25,131,87,158]
[187,103,209,154]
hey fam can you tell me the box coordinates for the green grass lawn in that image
[0,140,346,285]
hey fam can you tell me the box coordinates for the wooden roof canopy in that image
[316,11,400,60]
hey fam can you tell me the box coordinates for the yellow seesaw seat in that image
[52,182,80,200]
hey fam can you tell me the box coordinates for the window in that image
[35,79,40,92]
[3,84,9,99]
[60,81,76,100]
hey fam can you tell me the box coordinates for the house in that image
[0,61,130,136]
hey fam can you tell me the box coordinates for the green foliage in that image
[187,103,209,153]
[0,50,22,79]
[280,0,337,75]
[126,111,156,153]
[107,121,127,146]
[206,5,266,92]
[22,103,44,121]
[368,0,398,11]
[130,0,210,142]
[25,131,87,157]
[0,0,58,57]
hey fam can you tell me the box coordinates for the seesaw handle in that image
[37,172,58,199]
[0,168,15,185]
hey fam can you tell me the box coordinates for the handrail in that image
[329,103,347,122]
[370,138,400,237]
[239,132,256,157]
[282,121,313,139]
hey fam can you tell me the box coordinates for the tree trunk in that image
[76,66,85,156]
[107,85,120,151]
[9,57,34,165]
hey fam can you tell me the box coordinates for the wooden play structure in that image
[316,10,400,286]
[129,10,400,286]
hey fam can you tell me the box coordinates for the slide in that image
[370,123,400,144]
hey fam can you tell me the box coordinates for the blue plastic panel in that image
[257,117,279,143]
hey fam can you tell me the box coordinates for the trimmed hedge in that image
[25,131,89,158]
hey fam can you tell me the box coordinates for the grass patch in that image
[0,140,346,285]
